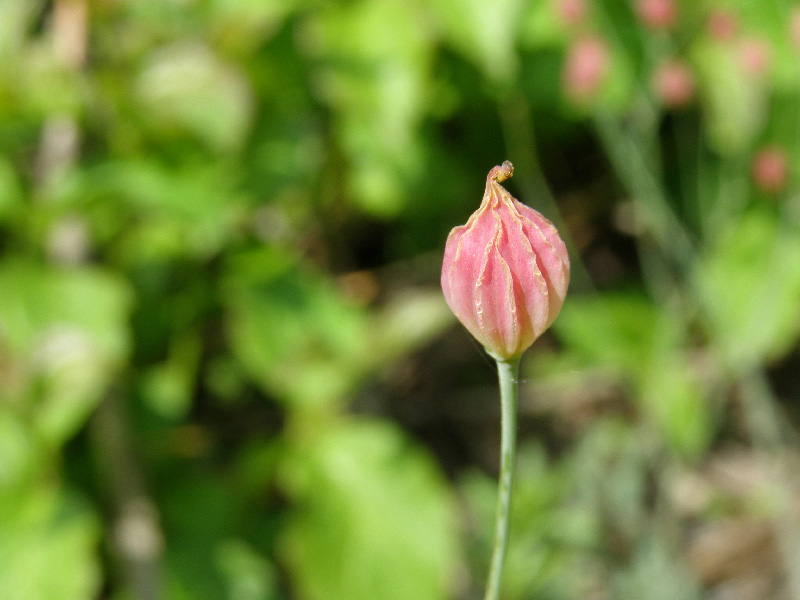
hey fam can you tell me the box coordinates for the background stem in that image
[484,356,520,600]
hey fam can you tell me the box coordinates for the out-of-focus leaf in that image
[215,539,279,600]
[140,334,201,420]
[723,1,800,91]
[571,419,650,540]
[279,418,459,600]
[55,159,244,259]
[596,42,637,114]
[0,0,44,56]
[519,0,572,49]
[17,43,83,119]
[0,157,22,220]
[692,40,766,155]
[223,248,367,410]
[0,261,132,444]
[553,293,661,378]
[428,0,524,84]
[614,537,702,600]
[161,474,241,600]
[460,445,588,600]
[210,0,298,54]
[302,0,433,215]
[0,486,101,600]
[640,359,712,460]
[136,43,255,153]
[694,208,800,368]
[0,409,37,492]
[365,289,454,367]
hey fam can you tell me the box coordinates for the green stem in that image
[484,356,520,600]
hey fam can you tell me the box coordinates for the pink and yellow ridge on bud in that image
[441,161,570,360]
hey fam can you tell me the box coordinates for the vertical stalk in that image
[484,356,520,600]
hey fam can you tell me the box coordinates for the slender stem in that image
[484,356,520,600]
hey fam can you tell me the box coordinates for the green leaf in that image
[614,537,702,600]
[572,419,652,531]
[365,288,455,368]
[215,539,279,600]
[519,0,571,49]
[279,419,459,600]
[0,261,132,444]
[136,44,255,153]
[694,208,800,368]
[460,445,587,600]
[640,359,712,460]
[0,157,22,221]
[140,333,201,420]
[0,0,44,56]
[209,0,298,54]
[223,248,367,410]
[55,159,243,259]
[0,486,101,600]
[692,40,767,155]
[0,408,37,491]
[553,292,661,378]
[303,0,433,215]
[428,0,524,84]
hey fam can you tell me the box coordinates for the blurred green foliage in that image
[3,0,800,599]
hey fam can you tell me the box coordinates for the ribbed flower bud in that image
[441,162,570,360]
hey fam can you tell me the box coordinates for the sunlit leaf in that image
[0,261,132,444]
[692,40,767,155]
[302,0,433,215]
[0,486,101,600]
[279,419,459,600]
[553,292,661,378]
[136,43,255,153]
[223,248,368,410]
[694,208,800,368]
[428,0,524,84]
[640,359,712,460]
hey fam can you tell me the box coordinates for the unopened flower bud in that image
[738,38,771,77]
[635,0,677,30]
[652,60,695,108]
[752,146,789,195]
[441,162,570,360]
[562,35,610,103]
[707,8,738,42]
[556,0,588,27]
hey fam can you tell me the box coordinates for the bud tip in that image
[490,161,514,184]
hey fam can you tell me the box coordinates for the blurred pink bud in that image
[441,162,570,360]
[635,0,677,30]
[738,38,771,76]
[707,9,738,41]
[791,7,800,51]
[752,147,789,194]
[556,0,588,26]
[652,60,695,108]
[562,35,610,102]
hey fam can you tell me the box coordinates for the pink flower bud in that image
[790,7,800,52]
[751,146,789,194]
[556,0,588,27]
[706,8,738,42]
[738,37,771,77]
[652,60,695,108]
[562,35,610,103]
[635,0,677,30]
[441,162,570,360]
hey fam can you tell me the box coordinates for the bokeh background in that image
[3,0,800,598]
